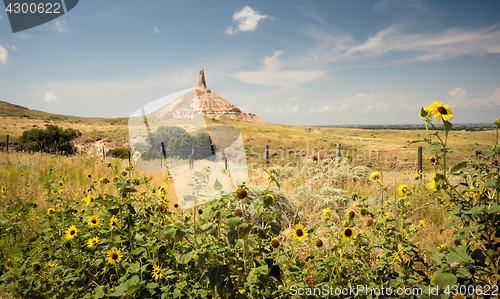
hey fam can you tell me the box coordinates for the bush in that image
[20,125,81,154]
[107,148,129,159]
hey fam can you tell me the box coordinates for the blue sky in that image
[0,0,499,125]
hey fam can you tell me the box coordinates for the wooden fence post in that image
[128,146,131,164]
[6,135,9,153]
[55,141,58,154]
[223,152,228,170]
[102,146,105,158]
[265,145,269,169]
[336,143,342,159]
[418,146,423,174]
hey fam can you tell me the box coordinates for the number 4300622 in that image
[5,2,61,14]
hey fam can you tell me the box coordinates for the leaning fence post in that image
[418,146,423,175]
[223,152,228,170]
[265,145,269,169]
[336,143,342,159]
[6,135,9,153]
[128,146,131,164]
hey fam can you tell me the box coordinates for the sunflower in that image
[87,236,99,248]
[429,101,453,123]
[65,225,79,240]
[47,207,56,216]
[133,151,141,160]
[113,176,119,182]
[397,184,411,197]
[87,174,92,179]
[151,264,163,281]
[110,216,119,229]
[58,189,64,196]
[51,189,57,195]
[1,186,4,193]
[59,179,65,186]
[431,171,444,185]
[414,173,421,180]
[100,177,109,184]
[88,215,101,228]
[428,180,439,192]
[419,220,426,228]
[106,249,123,265]
[71,208,79,216]
[291,224,309,242]
[370,171,381,181]
[84,194,95,206]
[341,227,357,242]
[322,208,332,218]
[359,207,369,217]
[419,106,432,119]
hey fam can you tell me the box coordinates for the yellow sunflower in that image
[110,216,120,229]
[84,194,95,206]
[429,101,453,123]
[88,215,101,228]
[59,179,65,186]
[87,236,99,248]
[419,106,432,119]
[322,208,332,218]
[428,180,439,192]
[51,189,56,195]
[419,220,426,228]
[133,151,141,160]
[65,225,79,240]
[87,174,92,179]
[1,186,4,193]
[58,189,64,196]
[397,184,411,197]
[414,173,421,180]
[72,209,79,216]
[341,227,357,242]
[151,264,163,281]
[100,177,109,184]
[47,207,56,216]
[106,249,123,265]
[370,171,381,181]
[291,224,309,242]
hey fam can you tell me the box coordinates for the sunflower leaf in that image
[443,120,452,133]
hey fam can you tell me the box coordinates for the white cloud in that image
[311,92,418,114]
[54,19,66,33]
[153,26,160,34]
[303,24,500,65]
[234,51,328,88]
[225,6,272,35]
[44,92,58,102]
[11,45,18,51]
[302,8,323,22]
[373,0,429,12]
[278,97,300,115]
[264,107,274,114]
[448,87,500,108]
[0,45,8,66]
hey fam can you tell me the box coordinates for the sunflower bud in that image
[40,278,48,284]
[494,119,500,127]
[159,203,168,213]
[271,239,279,248]
[347,210,355,219]
[110,274,117,282]
[236,188,247,199]
[198,209,203,215]
[233,209,243,217]
[315,239,323,247]
[140,257,147,263]
[214,218,219,224]
[32,264,41,272]
[364,218,374,227]
[174,203,179,208]
[475,149,483,157]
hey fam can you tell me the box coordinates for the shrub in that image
[20,125,81,154]
[107,148,129,159]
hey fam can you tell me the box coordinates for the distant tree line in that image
[134,126,214,160]
[20,125,81,154]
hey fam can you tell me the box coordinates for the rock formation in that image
[151,70,268,124]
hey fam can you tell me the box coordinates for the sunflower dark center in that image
[437,107,447,114]
[111,253,118,260]
[70,230,75,235]
[345,229,352,237]
[91,219,96,224]
[296,229,304,237]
